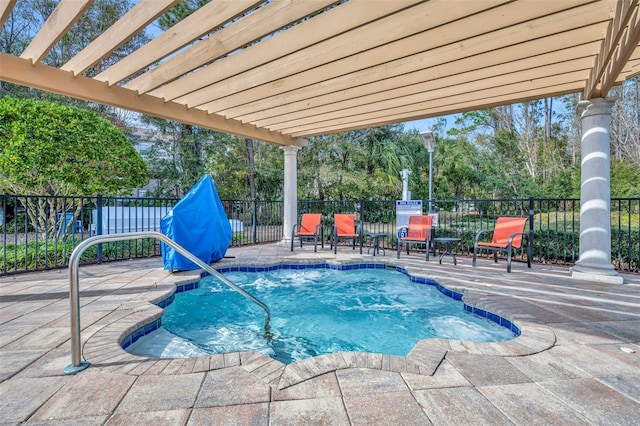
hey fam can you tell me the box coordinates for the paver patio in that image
[1,243,639,425]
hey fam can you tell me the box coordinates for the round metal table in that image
[367,232,387,256]
[432,237,461,265]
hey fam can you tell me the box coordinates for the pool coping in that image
[82,260,556,390]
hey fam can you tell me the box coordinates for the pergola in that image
[1,0,638,283]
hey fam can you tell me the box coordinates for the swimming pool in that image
[126,264,517,363]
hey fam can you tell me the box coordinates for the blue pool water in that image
[127,268,515,363]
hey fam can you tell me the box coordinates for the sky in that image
[402,114,460,135]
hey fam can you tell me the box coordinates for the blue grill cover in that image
[161,175,232,270]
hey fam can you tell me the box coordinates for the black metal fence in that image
[2,194,638,275]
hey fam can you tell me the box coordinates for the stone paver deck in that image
[1,243,639,425]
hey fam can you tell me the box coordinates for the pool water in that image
[127,268,515,363]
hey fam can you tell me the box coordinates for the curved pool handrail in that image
[64,231,271,375]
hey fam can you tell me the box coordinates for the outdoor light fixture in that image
[419,131,436,213]
[420,130,436,152]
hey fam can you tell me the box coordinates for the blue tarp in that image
[161,175,232,271]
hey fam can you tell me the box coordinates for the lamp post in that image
[401,169,411,200]
[420,131,436,213]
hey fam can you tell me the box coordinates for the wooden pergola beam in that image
[0,53,306,147]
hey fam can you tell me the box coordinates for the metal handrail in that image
[64,231,271,374]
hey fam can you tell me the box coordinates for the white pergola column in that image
[570,98,623,284]
[281,145,301,245]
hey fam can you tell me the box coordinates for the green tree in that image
[432,136,482,200]
[139,116,215,197]
[300,125,414,200]
[610,160,640,197]
[0,97,148,232]
[206,134,283,200]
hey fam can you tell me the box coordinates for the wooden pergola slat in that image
[276,70,589,135]
[289,80,587,138]
[0,0,17,29]
[115,0,336,91]
[61,0,180,75]
[95,0,264,86]
[20,0,93,64]
[600,3,640,92]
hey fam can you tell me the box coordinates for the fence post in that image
[528,197,534,263]
[96,195,103,263]
[252,200,257,244]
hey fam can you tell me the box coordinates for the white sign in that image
[396,200,422,237]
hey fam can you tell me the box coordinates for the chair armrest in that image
[292,223,299,236]
[474,229,489,246]
[507,232,529,249]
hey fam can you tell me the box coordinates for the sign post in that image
[396,200,423,237]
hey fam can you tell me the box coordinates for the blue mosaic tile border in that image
[121,280,202,350]
[122,262,520,350]
[206,262,387,276]
[463,304,521,335]
[121,318,162,350]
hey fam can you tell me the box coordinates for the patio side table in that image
[367,232,387,256]
[432,237,461,265]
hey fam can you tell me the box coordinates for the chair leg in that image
[313,235,317,253]
[472,246,478,267]
[426,240,430,261]
[397,242,401,259]
[507,248,512,273]
[290,234,294,252]
[493,251,498,263]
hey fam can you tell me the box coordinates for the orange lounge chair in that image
[397,215,433,261]
[472,217,531,272]
[331,213,362,254]
[291,213,323,252]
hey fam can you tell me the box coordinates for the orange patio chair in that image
[331,213,362,254]
[291,213,323,252]
[397,215,433,261]
[472,217,531,272]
